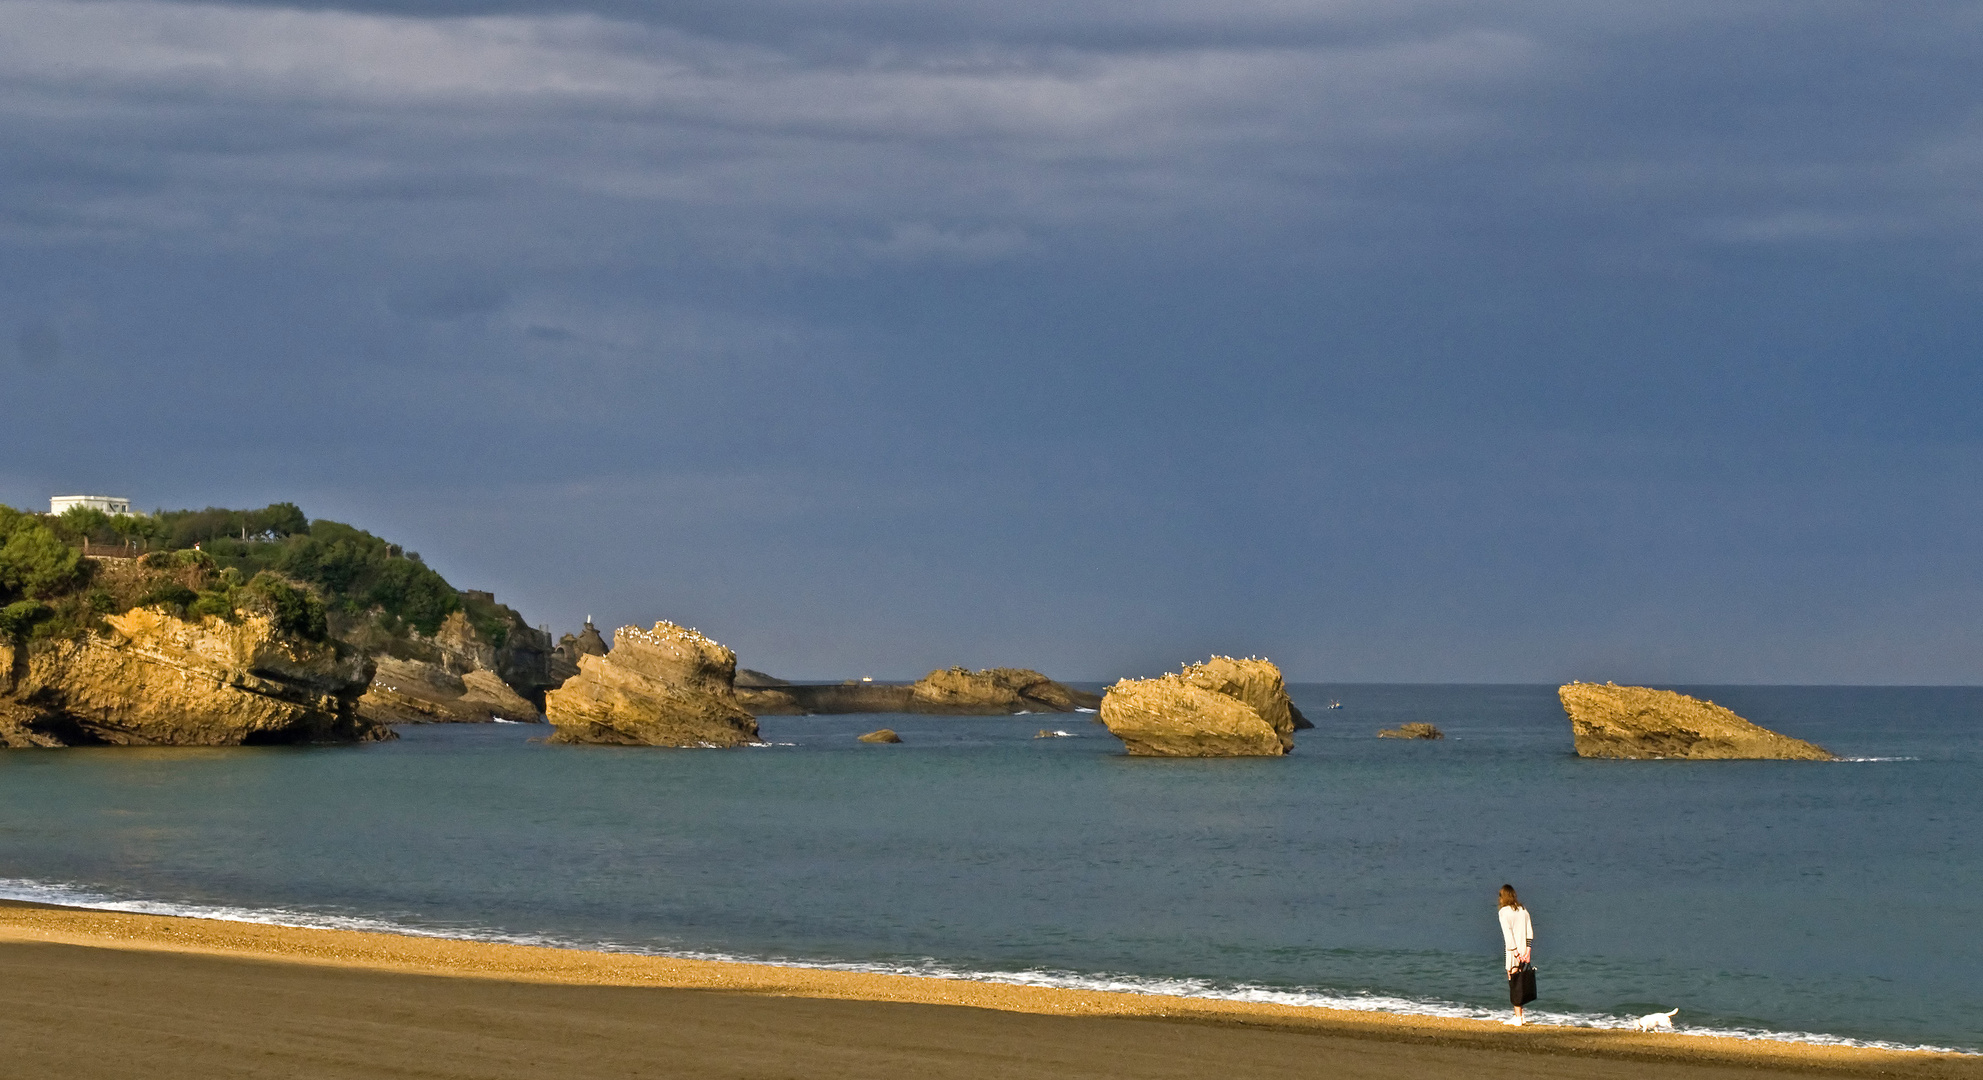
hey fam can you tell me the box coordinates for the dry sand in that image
[0,902,1975,1080]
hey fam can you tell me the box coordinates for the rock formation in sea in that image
[857,728,901,743]
[1097,656,1298,757]
[351,606,549,725]
[733,667,1100,717]
[1377,722,1443,740]
[359,656,540,725]
[0,607,379,747]
[544,621,760,747]
[1558,682,1834,760]
[909,667,1100,713]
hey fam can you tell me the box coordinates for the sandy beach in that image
[0,902,1974,1080]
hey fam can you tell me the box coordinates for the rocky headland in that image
[1558,682,1834,760]
[0,607,378,747]
[1377,722,1443,740]
[735,667,1099,717]
[544,621,760,747]
[1097,656,1298,757]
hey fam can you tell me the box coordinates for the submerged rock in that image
[544,621,760,747]
[0,607,379,746]
[857,728,901,743]
[1558,683,1833,760]
[1377,722,1443,740]
[1098,656,1297,757]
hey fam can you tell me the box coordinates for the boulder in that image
[1377,722,1443,740]
[857,728,902,743]
[1559,683,1834,760]
[1098,656,1297,757]
[0,607,380,746]
[544,622,760,747]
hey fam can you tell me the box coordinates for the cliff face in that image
[544,622,760,747]
[1098,657,1297,757]
[0,608,379,747]
[733,668,1100,717]
[1559,683,1834,761]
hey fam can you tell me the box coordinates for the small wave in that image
[1075,707,1097,714]
[1835,757,1918,763]
[491,718,529,725]
[0,877,1971,1057]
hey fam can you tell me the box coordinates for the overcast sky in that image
[5,0,1982,682]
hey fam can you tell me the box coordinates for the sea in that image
[1,684,1977,1053]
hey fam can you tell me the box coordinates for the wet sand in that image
[0,902,1974,1080]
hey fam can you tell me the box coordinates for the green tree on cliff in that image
[0,506,85,602]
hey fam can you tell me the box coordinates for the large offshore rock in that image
[909,667,1100,714]
[0,608,379,746]
[544,621,760,747]
[1559,683,1834,760]
[1098,656,1297,757]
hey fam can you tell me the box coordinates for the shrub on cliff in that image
[1,501,461,642]
[0,507,86,602]
[240,572,329,641]
[0,599,51,641]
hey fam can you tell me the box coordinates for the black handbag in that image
[1510,961,1538,1006]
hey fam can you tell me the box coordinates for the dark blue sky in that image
[5,0,1982,682]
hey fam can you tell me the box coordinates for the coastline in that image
[1,902,1975,1079]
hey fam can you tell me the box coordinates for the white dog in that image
[1634,1008,1679,1032]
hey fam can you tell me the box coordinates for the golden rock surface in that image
[1098,657,1295,757]
[544,621,759,747]
[0,607,377,746]
[1558,683,1834,760]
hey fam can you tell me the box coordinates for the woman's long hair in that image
[1498,884,1522,909]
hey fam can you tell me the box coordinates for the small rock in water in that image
[1377,723,1444,740]
[857,728,902,743]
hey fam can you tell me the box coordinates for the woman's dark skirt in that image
[1509,963,1537,1006]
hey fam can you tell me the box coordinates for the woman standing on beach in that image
[1498,884,1536,1025]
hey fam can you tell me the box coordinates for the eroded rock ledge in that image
[736,667,1100,717]
[1098,656,1297,757]
[544,622,759,747]
[0,608,379,747]
[1559,682,1834,760]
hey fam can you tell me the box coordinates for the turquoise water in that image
[1,684,1977,1051]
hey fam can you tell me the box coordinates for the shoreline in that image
[2,901,1976,1078]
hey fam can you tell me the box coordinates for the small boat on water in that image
[1327,700,1343,710]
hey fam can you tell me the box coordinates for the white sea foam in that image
[1,877,1971,1057]
[1075,707,1098,713]
[1835,757,1919,762]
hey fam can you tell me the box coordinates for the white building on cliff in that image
[49,494,132,516]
